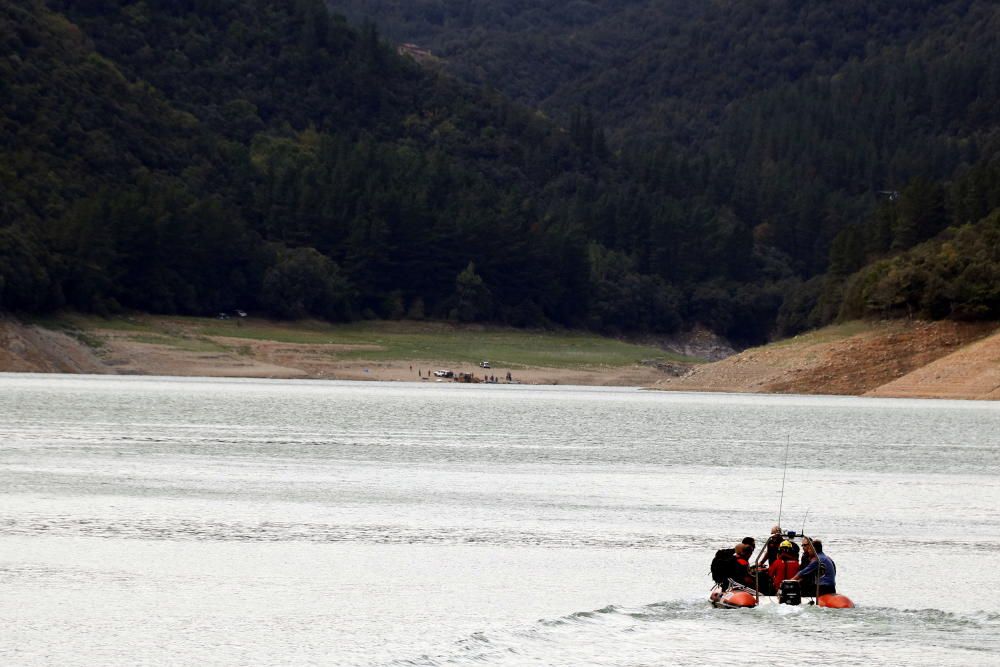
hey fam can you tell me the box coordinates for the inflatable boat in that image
[710,533,855,609]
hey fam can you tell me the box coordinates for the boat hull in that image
[817,593,855,608]
[709,585,758,608]
[710,585,855,609]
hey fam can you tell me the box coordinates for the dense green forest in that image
[1,0,644,331]
[331,0,1000,322]
[2,0,999,344]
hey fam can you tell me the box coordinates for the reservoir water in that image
[1,374,998,665]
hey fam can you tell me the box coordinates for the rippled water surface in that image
[1,374,998,665]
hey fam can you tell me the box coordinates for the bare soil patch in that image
[867,328,1000,399]
[655,320,998,399]
[0,317,106,374]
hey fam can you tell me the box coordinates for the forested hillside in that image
[2,0,999,345]
[330,0,1000,331]
[2,0,678,332]
[331,1,1000,149]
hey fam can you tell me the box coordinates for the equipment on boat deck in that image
[779,579,802,606]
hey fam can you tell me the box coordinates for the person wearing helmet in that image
[763,525,800,565]
[767,540,800,592]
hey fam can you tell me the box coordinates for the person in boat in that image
[763,525,800,565]
[711,538,757,589]
[712,537,756,590]
[794,539,837,595]
[767,540,800,592]
[730,543,756,587]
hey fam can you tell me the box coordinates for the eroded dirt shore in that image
[653,320,1000,400]
[2,316,998,398]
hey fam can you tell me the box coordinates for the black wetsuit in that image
[711,548,752,589]
[711,548,735,585]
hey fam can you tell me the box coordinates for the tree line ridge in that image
[1,0,998,344]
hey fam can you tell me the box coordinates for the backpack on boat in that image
[710,548,735,584]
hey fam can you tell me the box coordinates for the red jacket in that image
[768,558,799,590]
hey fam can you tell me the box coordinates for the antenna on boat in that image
[800,508,810,537]
[776,434,791,529]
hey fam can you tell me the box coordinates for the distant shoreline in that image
[2,314,997,399]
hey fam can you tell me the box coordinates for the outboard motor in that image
[779,579,802,606]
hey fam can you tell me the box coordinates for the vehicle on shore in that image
[709,533,855,609]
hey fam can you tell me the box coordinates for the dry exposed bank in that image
[653,320,1000,400]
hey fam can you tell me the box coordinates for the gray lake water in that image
[1,374,999,665]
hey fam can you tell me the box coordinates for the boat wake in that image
[381,599,1000,666]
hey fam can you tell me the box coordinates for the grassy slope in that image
[767,321,875,348]
[40,314,703,370]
